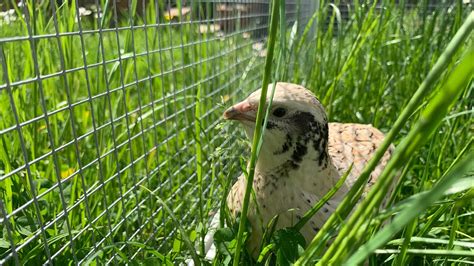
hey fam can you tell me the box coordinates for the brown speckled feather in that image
[328,122,394,194]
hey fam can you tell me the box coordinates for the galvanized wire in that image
[0,0,312,264]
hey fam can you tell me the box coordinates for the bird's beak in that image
[223,101,255,122]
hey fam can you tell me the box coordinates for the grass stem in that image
[232,0,281,265]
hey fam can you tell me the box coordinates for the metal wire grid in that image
[0,0,314,264]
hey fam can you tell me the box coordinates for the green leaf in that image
[17,225,32,236]
[273,228,306,264]
[214,227,235,243]
[189,230,197,242]
[172,238,181,253]
[0,238,11,248]
[214,227,239,257]
[444,177,474,195]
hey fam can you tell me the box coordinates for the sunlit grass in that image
[0,0,263,264]
[0,0,472,265]
[217,1,473,265]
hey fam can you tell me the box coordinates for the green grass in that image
[216,0,473,265]
[0,0,473,265]
[0,0,263,264]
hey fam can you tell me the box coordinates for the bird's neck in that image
[255,142,334,179]
[252,120,342,194]
[255,155,331,178]
[254,156,348,199]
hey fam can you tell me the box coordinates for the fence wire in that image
[0,0,314,264]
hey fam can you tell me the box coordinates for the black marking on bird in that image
[274,133,293,155]
[274,160,299,177]
[271,181,278,190]
[292,111,319,134]
[290,111,329,167]
[319,123,329,165]
[292,142,308,163]
[265,120,280,130]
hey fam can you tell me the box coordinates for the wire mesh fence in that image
[0,0,315,264]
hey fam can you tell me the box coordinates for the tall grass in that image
[0,0,264,264]
[0,0,472,265]
[216,1,473,265]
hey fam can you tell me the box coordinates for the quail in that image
[223,82,394,256]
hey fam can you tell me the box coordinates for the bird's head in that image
[223,82,329,176]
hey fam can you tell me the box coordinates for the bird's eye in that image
[272,107,287,118]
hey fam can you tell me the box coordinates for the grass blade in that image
[320,37,474,264]
[232,0,281,265]
[293,164,352,231]
[296,11,474,265]
[140,186,201,266]
[347,151,473,265]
